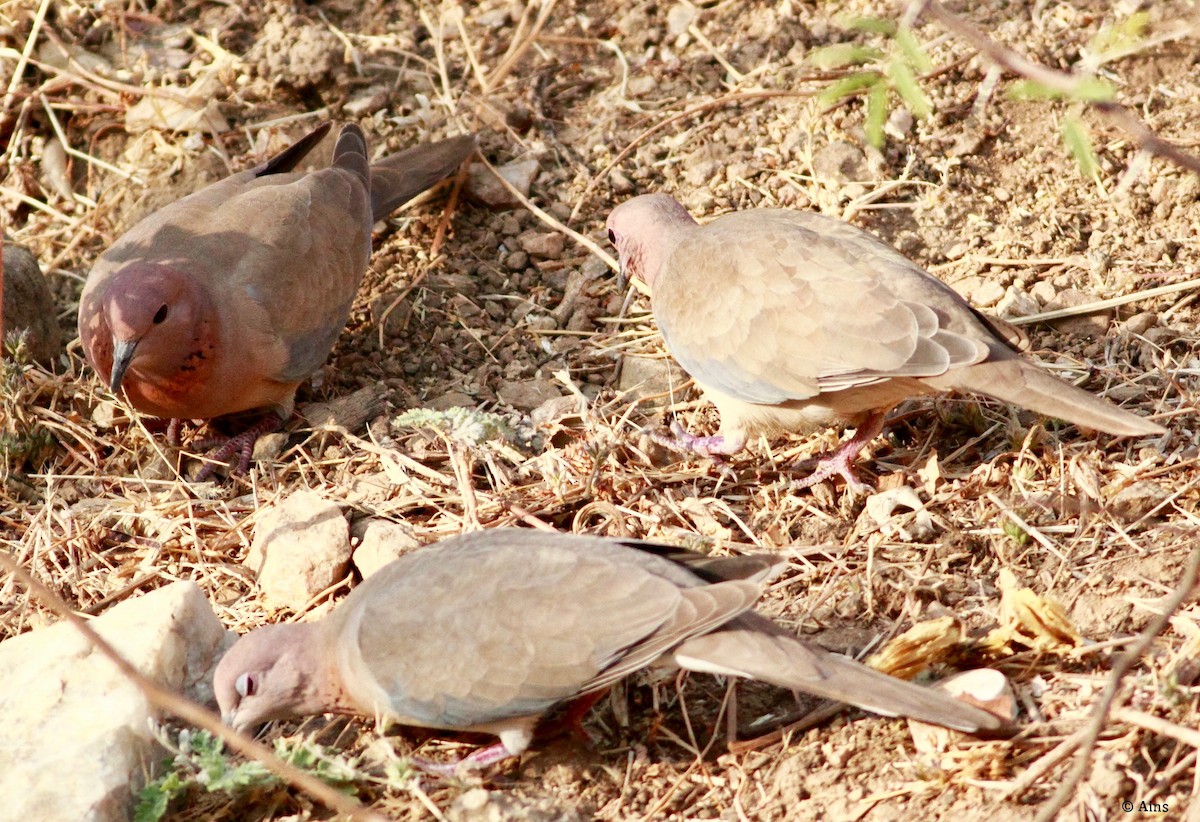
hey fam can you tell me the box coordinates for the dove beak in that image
[109,338,138,393]
[616,261,627,292]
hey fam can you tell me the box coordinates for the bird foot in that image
[411,742,515,778]
[649,420,744,462]
[192,415,283,481]
[788,411,887,495]
[789,452,875,495]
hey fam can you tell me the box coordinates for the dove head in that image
[100,263,212,394]
[214,623,331,732]
[606,194,698,288]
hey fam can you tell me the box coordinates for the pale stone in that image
[351,519,421,579]
[995,285,1039,318]
[466,159,539,208]
[245,490,351,609]
[0,582,228,822]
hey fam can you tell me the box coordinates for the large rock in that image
[245,490,351,609]
[2,240,62,366]
[0,581,228,822]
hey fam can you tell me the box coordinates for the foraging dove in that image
[606,194,1164,490]
[215,529,1007,770]
[79,122,475,477]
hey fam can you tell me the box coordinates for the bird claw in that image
[785,411,886,495]
[789,454,875,495]
[192,415,283,481]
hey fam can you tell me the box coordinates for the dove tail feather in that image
[673,619,1007,734]
[929,354,1164,437]
[332,123,370,186]
[259,122,332,178]
[369,134,477,221]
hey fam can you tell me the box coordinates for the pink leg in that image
[411,742,516,777]
[651,419,747,460]
[791,411,886,494]
[193,414,283,481]
[166,418,184,447]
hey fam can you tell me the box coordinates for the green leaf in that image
[817,71,882,107]
[888,59,931,118]
[1061,113,1099,179]
[865,81,890,149]
[895,27,932,73]
[840,15,897,36]
[1089,11,1151,59]
[1008,77,1114,102]
[134,773,186,822]
[808,43,884,70]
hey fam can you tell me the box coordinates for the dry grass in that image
[3,0,1200,819]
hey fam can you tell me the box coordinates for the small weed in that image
[135,729,363,822]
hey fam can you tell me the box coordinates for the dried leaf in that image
[867,616,964,679]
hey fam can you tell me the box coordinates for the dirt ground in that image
[3,0,1200,819]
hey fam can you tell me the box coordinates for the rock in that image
[908,668,1017,754]
[505,250,529,271]
[812,141,867,183]
[517,230,565,260]
[969,279,1005,308]
[1045,288,1112,338]
[426,390,476,410]
[1029,280,1057,305]
[449,788,584,822]
[683,159,721,188]
[995,285,1039,318]
[2,240,62,366]
[666,2,697,38]
[0,582,228,822]
[1122,311,1157,336]
[343,85,389,117]
[618,356,688,407]
[351,519,420,579]
[497,378,561,411]
[466,159,539,208]
[1109,480,1170,523]
[245,490,351,609]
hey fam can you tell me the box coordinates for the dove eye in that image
[235,673,258,698]
[607,229,616,244]
[153,305,169,324]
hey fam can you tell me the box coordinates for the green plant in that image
[135,729,362,822]
[809,17,933,148]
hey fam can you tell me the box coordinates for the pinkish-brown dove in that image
[606,194,1164,491]
[78,122,475,478]
[214,529,1007,772]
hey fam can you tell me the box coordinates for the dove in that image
[78,122,475,478]
[214,529,1008,771]
[606,194,1164,490]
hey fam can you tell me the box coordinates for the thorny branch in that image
[1033,543,1200,820]
[913,0,1200,177]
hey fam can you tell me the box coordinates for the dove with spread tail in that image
[79,122,475,477]
[606,194,1163,490]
